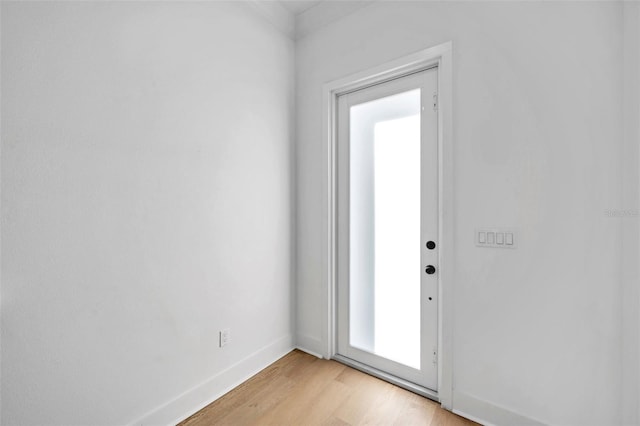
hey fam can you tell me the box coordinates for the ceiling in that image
[279,0,324,16]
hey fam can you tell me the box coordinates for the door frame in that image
[321,41,454,408]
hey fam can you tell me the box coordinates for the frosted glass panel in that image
[349,89,421,369]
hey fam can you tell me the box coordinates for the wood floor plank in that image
[320,416,351,426]
[332,366,396,424]
[392,392,438,425]
[181,351,308,426]
[251,360,347,425]
[358,386,417,425]
[201,374,296,426]
[429,406,477,426]
[179,350,479,426]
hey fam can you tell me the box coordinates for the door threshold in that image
[332,354,439,402]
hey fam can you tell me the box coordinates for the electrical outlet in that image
[219,329,230,348]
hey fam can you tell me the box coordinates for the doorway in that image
[335,67,439,392]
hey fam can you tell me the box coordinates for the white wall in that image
[0,2,294,424]
[623,3,640,425]
[295,2,624,425]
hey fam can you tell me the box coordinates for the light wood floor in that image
[179,349,478,426]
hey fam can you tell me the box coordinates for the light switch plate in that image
[476,228,517,248]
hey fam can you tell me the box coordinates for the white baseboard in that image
[128,334,294,426]
[452,391,545,426]
[295,345,324,359]
[295,333,325,358]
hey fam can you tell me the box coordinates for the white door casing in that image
[322,41,453,407]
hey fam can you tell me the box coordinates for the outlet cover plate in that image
[220,329,230,347]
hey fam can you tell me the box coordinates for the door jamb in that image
[321,41,454,408]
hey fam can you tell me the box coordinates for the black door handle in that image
[425,265,436,275]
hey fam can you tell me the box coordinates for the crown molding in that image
[246,0,296,40]
[295,0,374,40]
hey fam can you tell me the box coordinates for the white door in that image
[336,67,439,391]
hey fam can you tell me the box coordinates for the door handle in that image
[425,265,436,275]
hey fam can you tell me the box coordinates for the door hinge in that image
[433,93,438,111]
[432,347,438,365]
